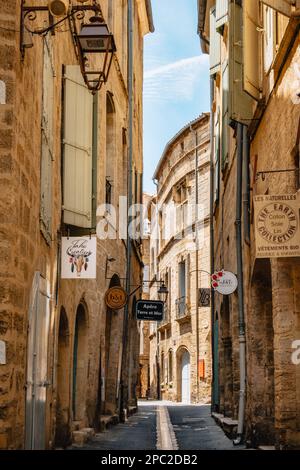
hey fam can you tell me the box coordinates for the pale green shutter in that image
[40,38,54,243]
[261,0,299,17]
[229,1,255,124]
[222,61,229,169]
[214,112,220,203]
[243,0,262,101]
[63,66,93,228]
[216,0,229,32]
[210,7,221,75]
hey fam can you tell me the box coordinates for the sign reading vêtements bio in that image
[254,193,300,258]
[136,300,164,321]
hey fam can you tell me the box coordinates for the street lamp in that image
[77,12,116,92]
[20,0,116,92]
[157,281,169,302]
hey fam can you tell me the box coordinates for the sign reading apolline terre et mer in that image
[136,300,164,321]
[61,236,97,279]
[254,193,300,258]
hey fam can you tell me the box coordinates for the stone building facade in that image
[199,0,300,449]
[0,0,153,449]
[148,114,212,404]
[137,192,152,399]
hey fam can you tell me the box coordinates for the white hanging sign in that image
[211,270,238,295]
[61,236,97,279]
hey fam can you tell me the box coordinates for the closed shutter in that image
[63,65,93,228]
[40,38,54,243]
[243,0,262,100]
[222,61,229,169]
[210,7,221,75]
[229,1,255,124]
[263,5,275,72]
[185,254,190,305]
[216,0,229,32]
[261,0,299,17]
[214,112,220,203]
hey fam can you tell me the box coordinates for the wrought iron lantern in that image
[157,281,169,302]
[76,12,116,92]
[20,0,116,92]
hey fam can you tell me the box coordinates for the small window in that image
[105,178,112,206]
[180,141,185,153]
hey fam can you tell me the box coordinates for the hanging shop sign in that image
[61,236,97,279]
[136,300,164,321]
[211,270,238,295]
[105,286,128,310]
[254,193,300,258]
[199,288,211,307]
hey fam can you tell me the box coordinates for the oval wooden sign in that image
[105,286,128,310]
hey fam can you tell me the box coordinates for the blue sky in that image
[143,0,210,193]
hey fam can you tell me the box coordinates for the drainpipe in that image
[233,123,246,445]
[190,125,200,400]
[209,77,216,411]
[120,0,134,421]
[152,177,160,400]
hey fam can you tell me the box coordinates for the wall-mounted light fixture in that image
[20,0,116,92]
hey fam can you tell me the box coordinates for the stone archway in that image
[72,303,88,422]
[55,307,71,448]
[104,274,123,415]
[247,258,274,446]
[176,347,191,403]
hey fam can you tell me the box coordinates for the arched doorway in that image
[72,304,88,422]
[247,259,274,446]
[177,348,190,404]
[55,308,71,448]
[104,274,123,415]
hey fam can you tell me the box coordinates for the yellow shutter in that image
[229,1,256,124]
[261,0,299,17]
[210,7,221,75]
[243,0,262,101]
[63,65,93,228]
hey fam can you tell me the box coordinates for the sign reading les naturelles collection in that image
[254,193,300,258]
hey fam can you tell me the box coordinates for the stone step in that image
[212,412,238,439]
[72,428,94,448]
[99,414,119,432]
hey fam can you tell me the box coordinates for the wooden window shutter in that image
[214,112,220,203]
[222,61,229,169]
[210,7,221,75]
[40,38,54,243]
[229,1,256,124]
[216,0,229,32]
[261,0,300,17]
[243,0,263,101]
[63,65,93,228]
[263,5,275,72]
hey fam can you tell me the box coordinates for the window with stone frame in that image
[173,179,188,233]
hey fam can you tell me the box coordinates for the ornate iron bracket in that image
[20,0,102,59]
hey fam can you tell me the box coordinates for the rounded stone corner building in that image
[148,113,212,404]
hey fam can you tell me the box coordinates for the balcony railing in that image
[158,306,171,331]
[175,296,189,320]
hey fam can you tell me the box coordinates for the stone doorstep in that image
[99,414,119,432]
[128,405,138,416]
[72,428,95,448]
[258,446,276,450]
[212,412,238,439]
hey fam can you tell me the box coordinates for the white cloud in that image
[144,55,209,102]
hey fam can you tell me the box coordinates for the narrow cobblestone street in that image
[72,401,244,451]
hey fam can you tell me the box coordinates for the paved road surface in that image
[73,401,243,451]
